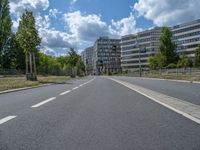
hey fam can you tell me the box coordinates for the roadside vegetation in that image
[0,0,86,91]
[0,0,85,81]
[143,74,200,82]
[0,75,81,92]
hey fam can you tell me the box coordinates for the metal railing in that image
[125,68,200,77]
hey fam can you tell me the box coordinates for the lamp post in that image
[136,37,146,77]
[139,48,142,77]
[135,37,142,77]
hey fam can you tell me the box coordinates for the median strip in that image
[109,77,200,125]
[0,116,17,125]
[59,90,71,96]
[31,97,56,108]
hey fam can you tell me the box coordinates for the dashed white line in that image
[59,90,71,96]
[31,97,56,108]
[72,87,79,90]
[0,116,17,125]
[79,84,84,87]
[79,77,95,86]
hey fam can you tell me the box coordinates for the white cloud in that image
[39,28,72,49]
[35,15,74,55]
[63,11,115,42]
[70,0,77,5]
[134,0,200,26]
[10,0,49,18]
[9,0,144,55]
[69,0,78,11]
[36,15,51,29]
[49,9,61,18]
[111,13,142,36]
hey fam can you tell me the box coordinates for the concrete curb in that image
[0,84,52,95]
[125,76,200,84]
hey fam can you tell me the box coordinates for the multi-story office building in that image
[121,27,162,71]
[81,46,94,68]
[121,19,200,71]
[93,37,121,75]
[81,46,94,74]
[81,50,86,66]
[172,19,200,57]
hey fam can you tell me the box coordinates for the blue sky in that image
[10,0,200,56]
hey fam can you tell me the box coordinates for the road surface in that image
[0,76,200,150]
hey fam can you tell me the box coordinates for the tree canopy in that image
[16,11,41,54]
[195,45,200,67]
[0,0,12,68]
[159,27,179,65]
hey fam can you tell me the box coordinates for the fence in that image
[0,69,25,76]
[125,68,200,78]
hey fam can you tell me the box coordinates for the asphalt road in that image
[0,76,200,150]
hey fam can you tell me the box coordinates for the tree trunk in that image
[33,52,37,80]
[29,52,33,74]
[26,53,29,80]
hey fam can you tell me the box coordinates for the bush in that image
[107,71,112,76]
[166,63,177,69]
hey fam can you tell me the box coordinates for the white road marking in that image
[59,90,71,96]
[75,78,95,89]
[0,116,17,125]
[108,77,200,125]
[79,83,86,87]
[73,87,79,90]
[31,97,56,108]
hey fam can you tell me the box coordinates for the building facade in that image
[93,37,121,75]
[121,27,162,71]
[121,19,200,71]
[83,46,94,68]
[81,46,94,74]
[81,50,86,66]
[172,19,200,57]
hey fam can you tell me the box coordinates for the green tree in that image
[177,55,190,69]
[67,48,80,77]
[76,56,85,76]
[37,52,67,76]
[0,0,12,68]
[1,33,16,69]
[16,11,41,80]
[148,53,166,70]
[159,27,179,65]
[57,56,68,69]
[194,45,200,67]
[68,48,79,67]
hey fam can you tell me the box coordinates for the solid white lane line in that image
[31,97,56,108]
[59,90,71,96]
[109,78,200,125]
[72,87,79,90]
[0,116,17,125]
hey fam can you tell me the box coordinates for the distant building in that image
[121,27,162,71]
[121,19,200,71]
[81,46,94,74]
[81,46,94,68]
[81,51,86,66]
[93,37,121,75]
[172,19,200,57]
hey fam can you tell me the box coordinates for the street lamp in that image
[136,37,146,77]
